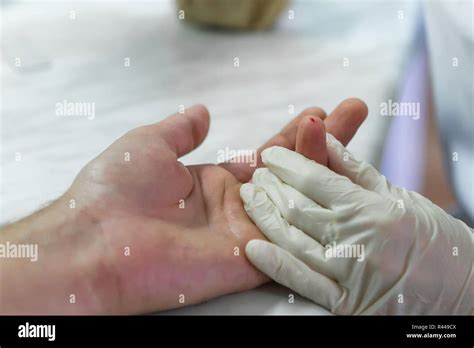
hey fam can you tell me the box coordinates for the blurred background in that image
[1,0,468,314]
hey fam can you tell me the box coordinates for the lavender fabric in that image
[380,20,428,193]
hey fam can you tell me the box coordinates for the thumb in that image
[155,104,210,158]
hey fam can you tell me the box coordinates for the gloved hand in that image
[240,134,473,314]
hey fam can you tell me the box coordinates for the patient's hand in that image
[0,100,367,314]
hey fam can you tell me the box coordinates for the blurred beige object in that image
[176,0,288,30]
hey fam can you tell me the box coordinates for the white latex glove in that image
[240,134,473,315]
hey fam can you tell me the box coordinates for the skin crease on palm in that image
[1,99,367,314]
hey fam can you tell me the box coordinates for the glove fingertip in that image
[245,239,262,255]
[245,239,271,263]
[245,240,281,274]
[240,183,256,204]
[252,167,269,185]
[261,145,298,166]
[260,145,279,165]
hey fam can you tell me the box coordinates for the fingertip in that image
[296,115,328,166]
[245,239,273,261]
[349,98,369,116]
[304,114,326,132]
[299,106,327,121]
[186,103,210,116]
[185,104,210,136]
[325,98,368,146]
[240,183,256,203]
[339,98,368,122]
[245,239,260,256]
[252,167,267,185]
[260,145,280,165]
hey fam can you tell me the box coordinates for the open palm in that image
[68,102,367,314]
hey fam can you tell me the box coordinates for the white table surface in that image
[1,0,418,314]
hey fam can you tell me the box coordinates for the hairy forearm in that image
[0,193,108,314]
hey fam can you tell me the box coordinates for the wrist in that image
[0,192,106,314]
